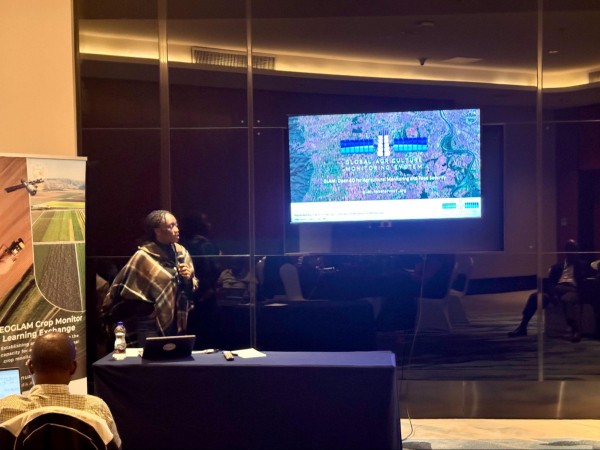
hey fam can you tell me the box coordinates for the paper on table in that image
[232,348,267,358]
[124,348,143,358]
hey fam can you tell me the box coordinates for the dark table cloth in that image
[93,351,400,450]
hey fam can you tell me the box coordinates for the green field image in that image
[34,244,83,311]
[0,266,87,391]
[0,266,84,335]
[32,209,85,242]
[76,242,86,302]
[0,267,44,319]
[30,188,85,209]
[42,201,85,209]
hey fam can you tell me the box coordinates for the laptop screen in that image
[0,367,21,397]
[142,335,196,360]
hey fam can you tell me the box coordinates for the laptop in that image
[142,335,196,360]
[0,367,21,398]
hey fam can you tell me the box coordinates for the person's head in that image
[143,209,179,245]
[27,332,77,385]
[180,213,211,239]
[564,239,579,252]
[230,257,249,277]
[564,239,579,264]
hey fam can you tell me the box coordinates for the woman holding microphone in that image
[102,210,199,347]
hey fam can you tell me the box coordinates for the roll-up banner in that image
[0,154,87,393]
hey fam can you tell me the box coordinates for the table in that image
[93,351,400,450]
[214,300,377,352]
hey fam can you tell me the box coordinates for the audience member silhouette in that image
[508,239,588,342]
[180,212,222,348]
[0,332,122,449]
[217,257,256,300]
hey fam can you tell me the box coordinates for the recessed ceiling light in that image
[548,50,559,54]
[442,57,482,65]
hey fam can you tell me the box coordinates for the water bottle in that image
[113,321,127,360]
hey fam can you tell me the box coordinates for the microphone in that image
[173,244,185,265]
[173,245,193,299]
[172,244,185,285]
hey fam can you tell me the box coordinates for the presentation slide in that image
[288,108,481,223]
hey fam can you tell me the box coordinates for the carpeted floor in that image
[400,418,600,449]
[384,291,600,381]
[385,291,600,448]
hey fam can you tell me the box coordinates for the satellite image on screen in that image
[288,109,481,223]
[289,108,480,202]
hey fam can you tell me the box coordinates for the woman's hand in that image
[177,263,193,280]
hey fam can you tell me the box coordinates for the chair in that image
[580,276,600,337]
[256,256,266,285]
[446,255,474,326]
[279,262,339,302]
[0,406,119,450]
[279,263,309,301]
[415,254,460,333]
[0,426,15,449]
[259,263,376,350]
[257,256,289,301]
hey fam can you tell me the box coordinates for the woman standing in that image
[103,210,199,347]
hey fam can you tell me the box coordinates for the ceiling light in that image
[442,57,482,65]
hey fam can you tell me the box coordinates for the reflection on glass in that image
[77,1,600,396]
[541,0,600,382]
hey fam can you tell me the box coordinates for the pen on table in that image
[197,348,220,354]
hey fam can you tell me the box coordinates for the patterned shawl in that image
[104,242,198,335]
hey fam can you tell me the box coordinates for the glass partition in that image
[166,0,251,348]
[77,0,600,416]
[541,0,600,380]
[250,0,540,380]
[78,0,162,363]
[78,1,161,257]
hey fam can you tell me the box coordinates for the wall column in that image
[0,0,76,156]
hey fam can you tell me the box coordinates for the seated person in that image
[218,268,248,290]
[217,257,256,301]
[0,332,122,449]
[508,239,588,342]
